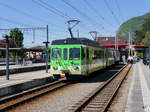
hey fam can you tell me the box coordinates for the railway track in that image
[0,80,71,111]
[70,64,132,112]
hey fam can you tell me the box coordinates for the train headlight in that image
[53,66,58,70]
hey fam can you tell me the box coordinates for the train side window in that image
[81,47,85,59]
[63,48,68,60]
[86,48,89,59]
[92,50,99,59]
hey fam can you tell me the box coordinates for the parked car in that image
[143,57,150,65]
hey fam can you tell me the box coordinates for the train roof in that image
[51,38,102,48]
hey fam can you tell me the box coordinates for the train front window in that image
[70,48,80,60]
[52,48,62,60]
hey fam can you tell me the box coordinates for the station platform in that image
[0,63,45,70]
[0,70,53,97]
[0,63,48,76]
[125,61,150,112]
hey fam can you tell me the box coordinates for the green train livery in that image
[50,38,119,79]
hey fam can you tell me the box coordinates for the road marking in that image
[138,63,150,112]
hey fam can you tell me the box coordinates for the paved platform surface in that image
[125,61,150,112]
[0,70,52,88]
[0,63,45,70]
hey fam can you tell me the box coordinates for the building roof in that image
[95,36,128,45]
[0,39,17,48]
[28,46,46,50]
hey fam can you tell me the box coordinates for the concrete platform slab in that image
[124,61,150,112]
[0,63,49,76]
[0,70,53,97]
[0,63,45,70]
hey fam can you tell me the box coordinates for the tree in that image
[134,17,150,44]
[134,30,145,44]
[142,31,150,44]
[9,28,24,59]
[10,28,24,47]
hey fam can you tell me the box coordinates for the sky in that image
[0,0,150,47]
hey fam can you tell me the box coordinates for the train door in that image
[104,49,108,67]
[85,48,89,75]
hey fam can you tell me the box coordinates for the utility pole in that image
[128,32,131,57]
[89,31,98,40]
[5,35,10,80]
[115,36,117,51]
[148,43,150,68]
[66,20,80,38]
[77,30,79,38]
[43,25,49,73]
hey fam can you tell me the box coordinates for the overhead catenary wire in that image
[0,1,71,34]
[103,0,120,25]
[114,0,124,21]
[62,0,106,31]
[0,2,65,29]
[0,16,35,27]
[32,0,91,33]
[32,0,70,19]
[38,0,72,19]
[83,0,114,27]
[0,1,51,25]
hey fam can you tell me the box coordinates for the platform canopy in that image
[101,44,148,48]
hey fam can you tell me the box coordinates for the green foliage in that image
[117,12,150,44]
[135,17,150,44]
[136,52,144,58]
[117,12,150,37]
[142,31,150,44]
[10,28,24,47]
[134,30,145,44]
[9,28,25,58]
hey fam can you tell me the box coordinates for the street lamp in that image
[66,20,80,38]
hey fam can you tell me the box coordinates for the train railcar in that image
[50,38,117,79]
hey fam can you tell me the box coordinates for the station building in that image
[0,39,46,63]
[95,36,149,59]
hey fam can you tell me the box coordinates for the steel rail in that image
[0,80,71,111]
[71,64,132,112]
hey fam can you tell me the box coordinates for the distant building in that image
[95,36,128,45]
[0,39,17,58]
[0,39,17,48]
[26,46,46,59]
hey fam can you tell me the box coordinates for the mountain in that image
[117,12,150,37]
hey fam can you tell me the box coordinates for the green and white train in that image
[50,38,120,79]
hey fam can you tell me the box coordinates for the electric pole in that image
[43,25,49,73]
[5,35,10,80]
